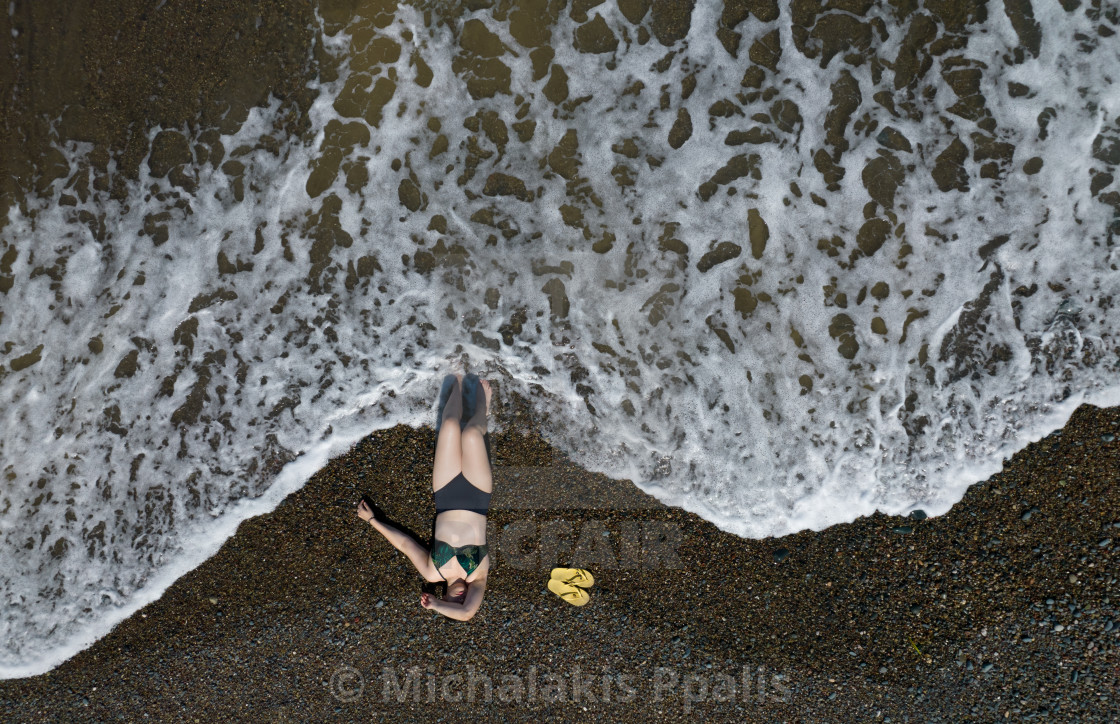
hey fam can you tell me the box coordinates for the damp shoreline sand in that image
[1,402,1117,721]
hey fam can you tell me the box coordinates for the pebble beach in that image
[1,399,1118,721]
[3,1,1120,721]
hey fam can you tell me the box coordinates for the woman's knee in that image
[461,426,486,446]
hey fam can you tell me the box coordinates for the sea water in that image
[2,1,1119,677]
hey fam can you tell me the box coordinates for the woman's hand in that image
[357,499,375,522]
[420,593,434,609]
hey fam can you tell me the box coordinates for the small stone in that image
[1054,624,1065,632]
[208,597,219,605]
[773,548,790,563]
[1102,433,1115,442]
[891,525,913,534]
[878,666,887,673]
[1104,620,1114,631]
[1100,538,1113,548]
[375,599,385,608]
[910,604,920,614]
[981,662,994,673]
[1021,509,1033,521]
[909,509,928,521]
[1069,574,1078,584]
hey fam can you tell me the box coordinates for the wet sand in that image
[1,401,1117,721]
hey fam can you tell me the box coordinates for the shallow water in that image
[2,0,1119,677]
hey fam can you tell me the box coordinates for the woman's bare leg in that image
[433,375,463,491]
[460,379,492,493]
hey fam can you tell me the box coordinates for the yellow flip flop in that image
[548,579,590,606]
[550,568,595,588]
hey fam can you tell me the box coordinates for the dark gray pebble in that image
[909,509,928,521]
[892,525,913,534]
[773,548,789,563]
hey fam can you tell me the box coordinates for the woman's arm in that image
[357,500,441,582]
[421,578,486,621]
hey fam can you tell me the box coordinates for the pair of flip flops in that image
[548,568,595,607]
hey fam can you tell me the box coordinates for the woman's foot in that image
[480,379,492,416]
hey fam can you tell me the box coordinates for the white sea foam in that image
[2,4,1119,676]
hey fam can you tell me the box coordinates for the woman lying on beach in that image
[356,374,492,621]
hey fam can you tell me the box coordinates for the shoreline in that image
[2,403,1117,721]
[2,3,1119,720]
